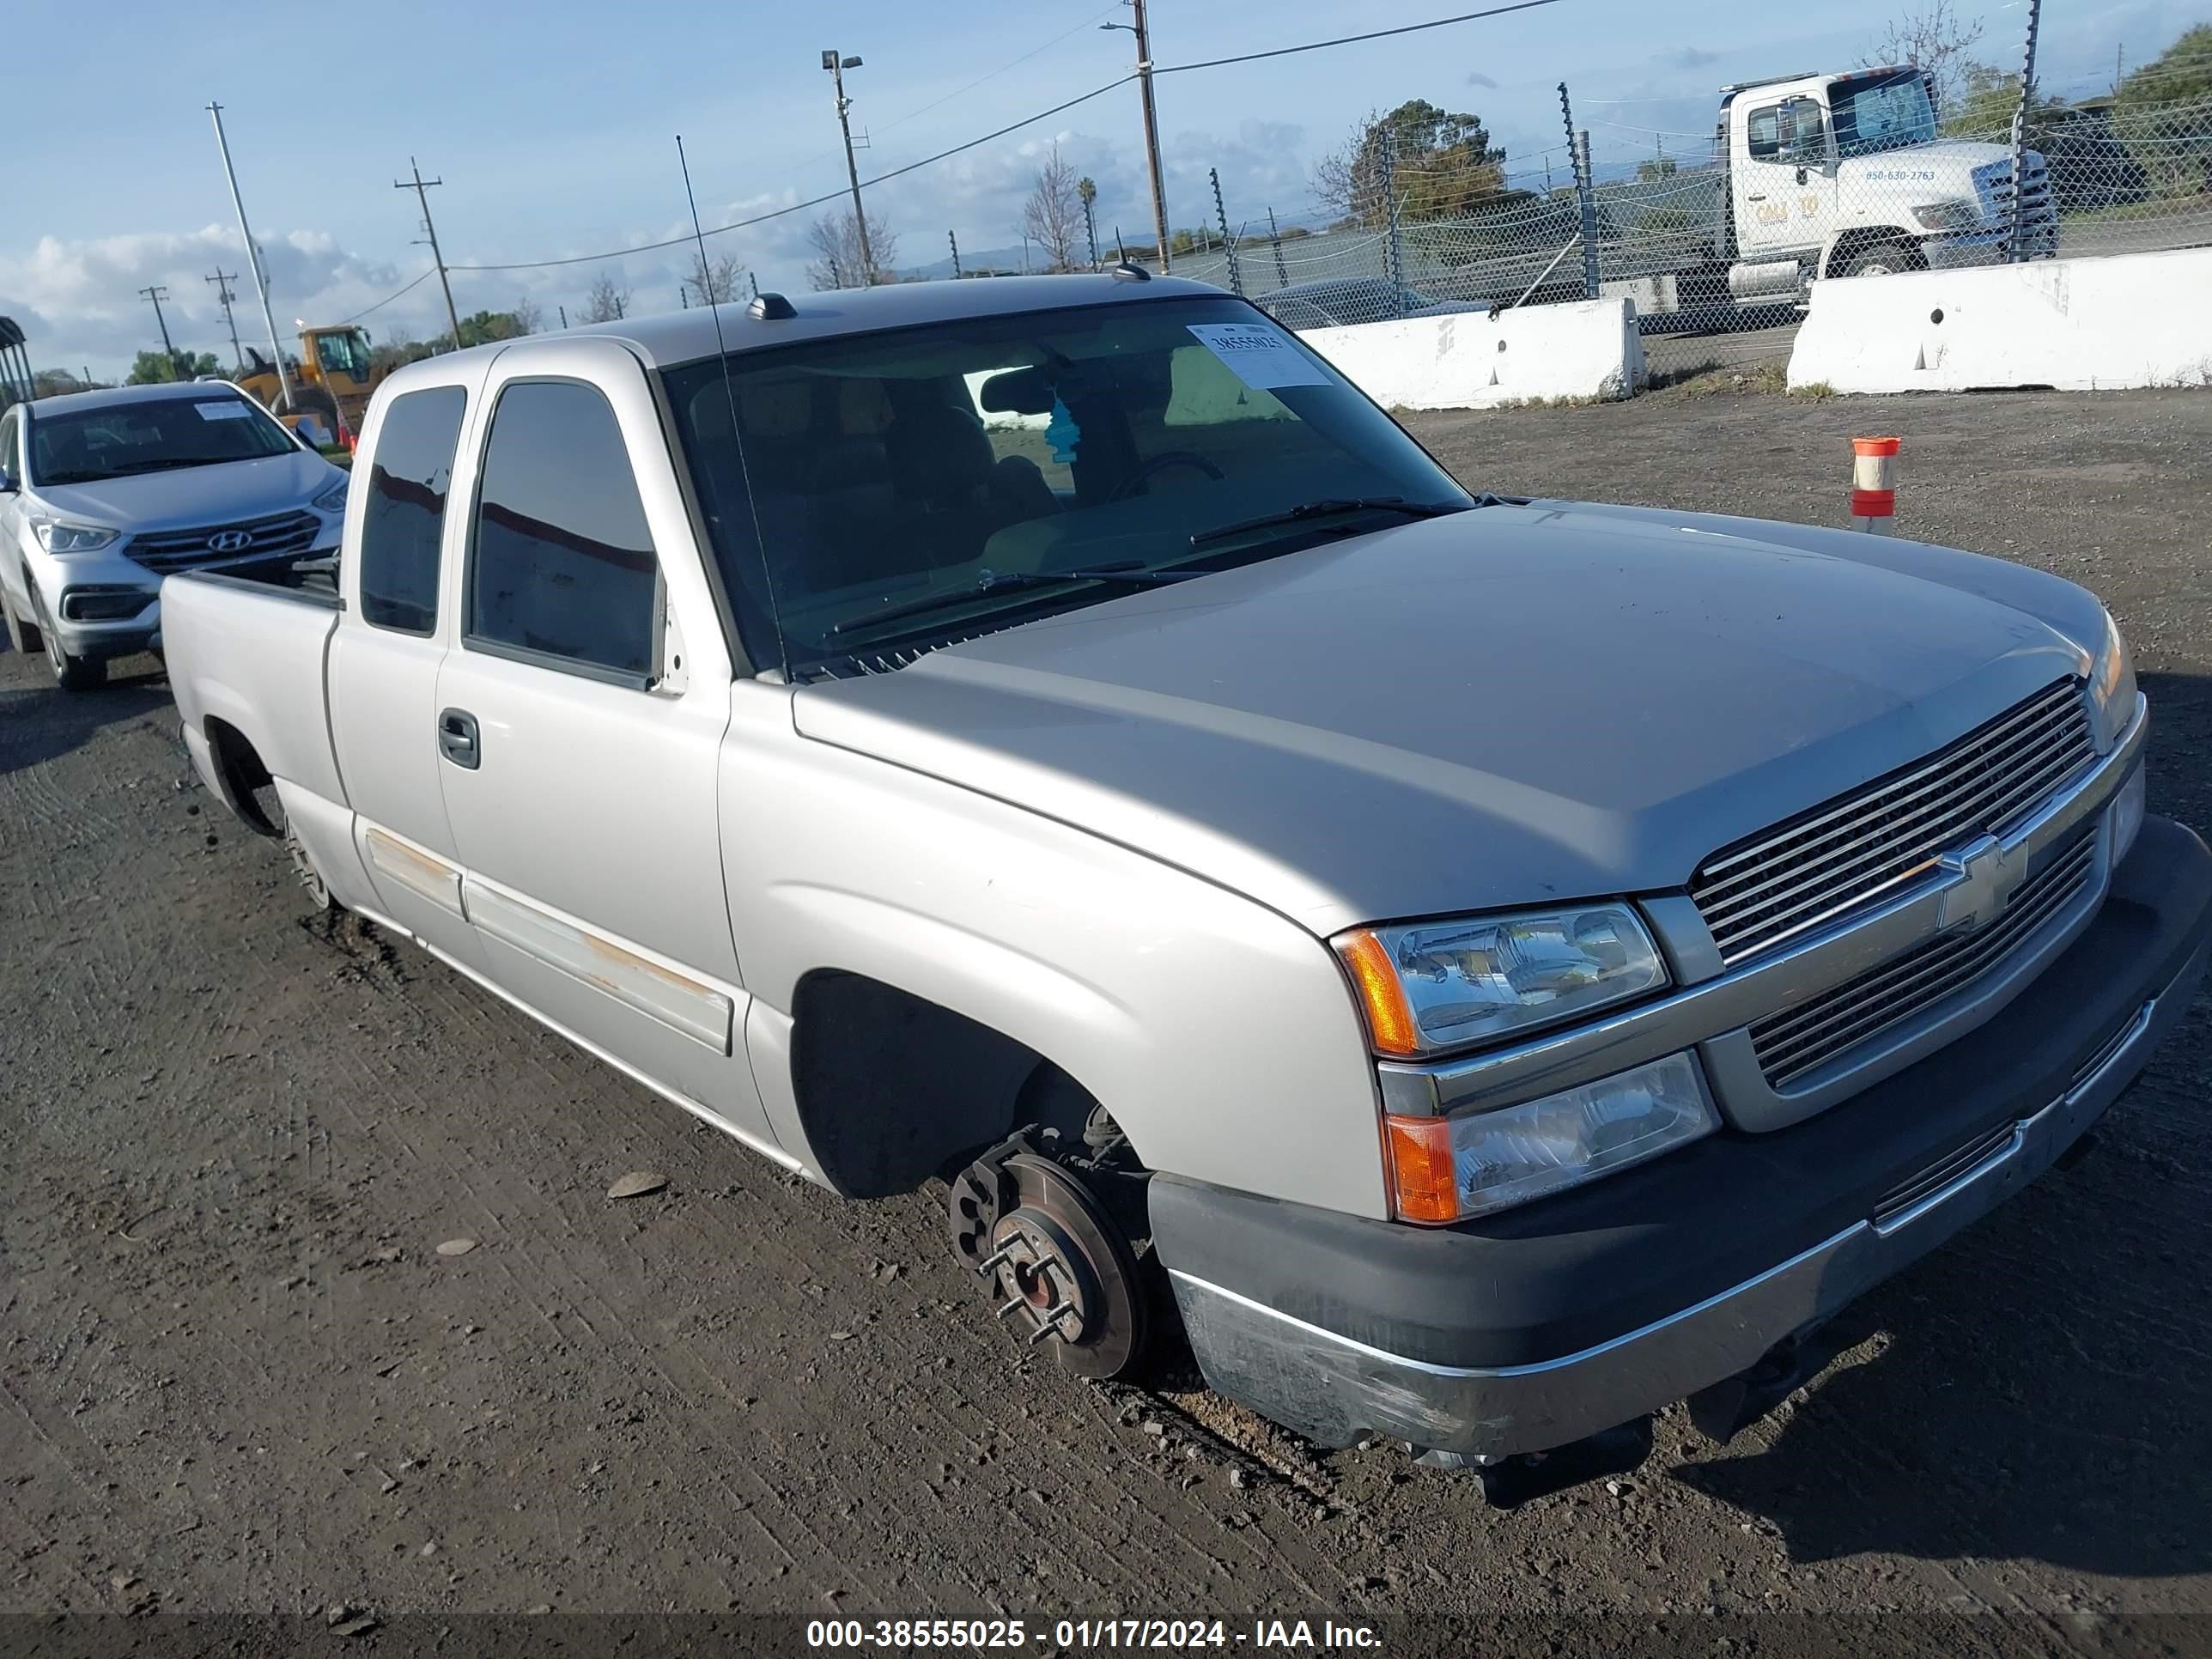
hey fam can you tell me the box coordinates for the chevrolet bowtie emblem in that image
[1936,835,2022,933]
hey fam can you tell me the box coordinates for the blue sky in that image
[6,0,2198,376]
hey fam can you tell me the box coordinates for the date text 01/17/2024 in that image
[804,1619,1382,1650]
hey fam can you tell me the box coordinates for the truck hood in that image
[31,449,340,532]
[793,502,2103,936]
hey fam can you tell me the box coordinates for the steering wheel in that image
[1108,449,1225,501]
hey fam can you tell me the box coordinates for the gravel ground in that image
[3,387,2210,1658]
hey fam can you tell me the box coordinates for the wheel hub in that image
[950,1150,1147,1379]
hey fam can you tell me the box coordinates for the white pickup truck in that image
[164,274,2209,1496]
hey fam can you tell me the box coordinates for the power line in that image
[341,268,437,323]
[447,72,1139,273]
[873,0,1125,136]
[1152,0,1562,76]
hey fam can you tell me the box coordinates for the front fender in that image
[719,684,1392,1220]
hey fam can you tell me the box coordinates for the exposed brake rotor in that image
[951,1151,1147,1380]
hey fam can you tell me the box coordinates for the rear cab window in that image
[465,380,660,685]
[359,386,467,635]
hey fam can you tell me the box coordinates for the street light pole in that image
[1103,3,1171,271]
[823,50,876,283]
[207,101,298,413]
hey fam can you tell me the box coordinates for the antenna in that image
[677,135,789,683]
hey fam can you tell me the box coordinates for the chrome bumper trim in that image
[1173,932,2203,1462]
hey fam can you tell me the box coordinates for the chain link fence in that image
[1172,70,2212,366]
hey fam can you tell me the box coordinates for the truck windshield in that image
[29,395,297,485]
[1831,70,1938,158]
[663,295,1474,677]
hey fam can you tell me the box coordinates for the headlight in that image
[2087,605,2136,750]
[1334,903,1668,1057]
[1383,1052,1719,1223]
[313,478,350,514]
[1911,199,1982,232]
[33,520,120,555]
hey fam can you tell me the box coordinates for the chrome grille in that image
[1750,827,2098,1090]
[1691,680,2094,965]
[126,507,322,575]
[1873,1121,2015,1226]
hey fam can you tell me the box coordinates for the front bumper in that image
[1925,216,2060,267]
[1152,815,2212,1461]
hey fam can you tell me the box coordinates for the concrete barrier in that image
[1789,247,2212,394]
[1304,297,1645,410]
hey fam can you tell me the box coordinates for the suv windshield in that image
[664,295,1472,677]
[1832,70,1938,158]
[30,394,297,486]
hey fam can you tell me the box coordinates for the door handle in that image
[438,708,480,769]
[1747,192,1769,201]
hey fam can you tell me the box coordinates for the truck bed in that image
[162,556,348,819]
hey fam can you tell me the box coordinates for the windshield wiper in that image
[107,457,237,474]
[1188,495,1473,549]
[830,562,1198,637]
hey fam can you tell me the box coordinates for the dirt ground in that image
[4,387,2211,1658]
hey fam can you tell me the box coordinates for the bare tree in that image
[580,272,630,323]
[804,206,900,289]
[1868,0,1989,114]
[687,251,747,307]
[1020,144,1085,272]
[510,296,544,336]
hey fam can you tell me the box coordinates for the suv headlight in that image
[1334,902,1668,1058]
[33,520,120,555]
[313,478,350,514]
[1384,1052,1720,1222]
[1911,199,1982,232]
[2087,605,2136,750]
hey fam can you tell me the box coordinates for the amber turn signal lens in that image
[1334,929,1421,1057]
[1384,1114,1460,1224]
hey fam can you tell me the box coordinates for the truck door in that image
[1735,93,1837,262]
[429,339,775,1152]
[327,363,494,975]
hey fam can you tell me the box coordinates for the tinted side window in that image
[1747,105,1782,161]
[359,386,466,634]
[468,380,657,678]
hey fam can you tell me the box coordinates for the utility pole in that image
[204,270,245,372]
[208,102,298,413]
[139,286,183,378]
[1103,3,1171,271]
[823,50,876,283]
[396,160,465,351]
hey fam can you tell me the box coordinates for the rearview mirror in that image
[977,366,1054,416]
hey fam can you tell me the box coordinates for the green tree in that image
[369,337,440,374]
[455,310,532,347]
[1637,156,1680,180]
[126,349,220,385]
[1313,100,1510,227]
[2114,26,2212,198]
[1939,62,2069,139]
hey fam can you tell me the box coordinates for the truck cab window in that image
[1748,97,1829,165]
[359,386,466,635]
[467,380,658,679]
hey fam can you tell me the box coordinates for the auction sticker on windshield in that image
[194,403,253,421]
[1185,323,1330,391]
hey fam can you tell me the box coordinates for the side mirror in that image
[0,470,16,495]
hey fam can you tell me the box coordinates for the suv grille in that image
[1749,825,2098,1090]
[127,507,322,575]
[1690,679,2094,965]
